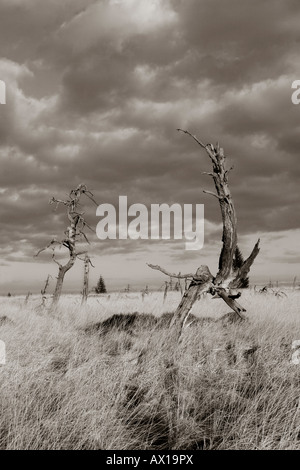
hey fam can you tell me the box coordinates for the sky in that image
[0,0,299,294]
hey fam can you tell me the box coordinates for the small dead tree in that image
[81,254,94,305]
[141,285,149,301]
[174,272,183,294]
[39,274,52,308]
[163,281,169,303]
[41,274,51,296]
[24,292,32,304]
[163,275,182,302]
[35,183,97,306]
[148,129,260,346]
[293,276,297,290]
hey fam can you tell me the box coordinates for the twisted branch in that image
[147,264,195,279]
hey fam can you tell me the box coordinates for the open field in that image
[0,289,300,450]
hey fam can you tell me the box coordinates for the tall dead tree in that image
[148,129,260,346]
[35,183,97,306]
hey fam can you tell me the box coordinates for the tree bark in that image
[213,287,246,318]
[168,265,214,342]
[52,255,76,305]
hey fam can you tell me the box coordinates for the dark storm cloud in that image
[0,0,299,279]
[173,0,300,84]
[0,0,97,62]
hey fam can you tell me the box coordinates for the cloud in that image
[0,0,299,290]
[57,0,177,53]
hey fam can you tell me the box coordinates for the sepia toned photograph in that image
[0,0,299,453]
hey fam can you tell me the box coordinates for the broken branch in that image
[203,190,223,200]
[34,239,60,257]
[229,239,260,289]
[147,263,194,279]
[177,128,217,163]
[177,128,206,149]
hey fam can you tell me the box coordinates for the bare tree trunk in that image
[41,275,50,296]
[178,272,183,295]
[81,254,90,305]
[39,274,52,308]
[167,266,214,345]
[53,268,65,305]
[52,256,76,305]
[24,292,32,304]
[163,281,169,303]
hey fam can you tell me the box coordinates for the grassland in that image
[0,289,299,450]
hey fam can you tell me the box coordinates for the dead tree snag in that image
[81,254,94,304]
[148,129,260,343]
[39,274,52,308]
[35,183,97,306]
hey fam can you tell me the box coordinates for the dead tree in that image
[24,292,32,304]
[163,276,182,302]
[35,183,97,306]
[148,129,260,346]
[146,131,261,449]
[163,281,169,303]
[40,274,52,308]
[174,272,183,294]
[141,285,149,301]
[81,254,94,305]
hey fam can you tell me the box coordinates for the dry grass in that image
[0,289,299,450]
